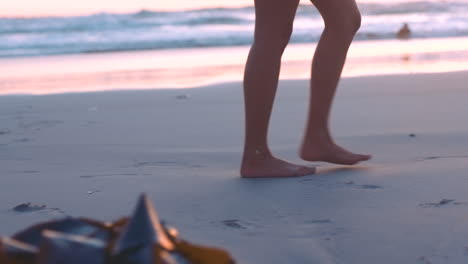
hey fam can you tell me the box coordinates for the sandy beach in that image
[1,70,468,263]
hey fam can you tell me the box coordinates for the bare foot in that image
[300,140,371,165]
[241,152,316,178]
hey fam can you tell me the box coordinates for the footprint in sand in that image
[418,256,433,264]
[419,199,466,208]
[305,219,333,224]
[79,172,148,178]
[218,219,260,230]
[359,184,383,190]
[22,170,40,174]
[14,138,31,143]
[87,190,101,195]
[175,94,190,100]
[298,179,383,191]
[10,203,65,215]
[330,227,347,236]
[11,202,46,212]
[133,161,179,168]
[221,219,247,229]
[0,129,11,135]
[19,120,63,131]
[83,120,99,127]
[344,181,383,190]
[420,155,468,161]
[132,161,204,169]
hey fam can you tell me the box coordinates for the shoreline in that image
[1,69,468,98]
[2,36,468,96]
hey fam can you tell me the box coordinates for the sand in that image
[1,71,468,263]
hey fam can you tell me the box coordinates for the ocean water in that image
[1,0,468,58]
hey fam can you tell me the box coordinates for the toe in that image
[348,154,371,165]
[358,154,372,161]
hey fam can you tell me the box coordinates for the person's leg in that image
[241,0,316,178]
[300,0,371,165]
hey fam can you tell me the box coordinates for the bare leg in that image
[241,0,316,178]
[300,0,371,165]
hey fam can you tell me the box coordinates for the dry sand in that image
[1,71,468,263]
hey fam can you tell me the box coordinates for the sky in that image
[0,0,391,17]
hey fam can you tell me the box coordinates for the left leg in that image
[300,0,371,165]
[241,0,316,178]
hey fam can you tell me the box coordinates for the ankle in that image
[303,130,333,144]
[242,148,272,162]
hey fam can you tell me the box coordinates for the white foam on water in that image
[1,1,468,58]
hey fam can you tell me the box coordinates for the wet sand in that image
[2,36,468,95]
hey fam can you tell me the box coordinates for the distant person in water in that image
[397,23,411,39]
[241,0,371,178]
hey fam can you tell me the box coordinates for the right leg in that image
[241,0,316,178]
[300,0,371,165]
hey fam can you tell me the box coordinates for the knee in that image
[350,11,362,33]
[277,25,294,50]
[324,10,361,37]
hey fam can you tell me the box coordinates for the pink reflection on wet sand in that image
[2,37,468,95]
